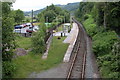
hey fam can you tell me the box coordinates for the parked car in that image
[14,29,21,33]
[22,24,27,28]
[14,25,22,29]
[26,23,34,28]
[33,26,39,30]
[26,28,34,33]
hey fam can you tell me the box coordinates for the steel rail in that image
[66,18,87,80]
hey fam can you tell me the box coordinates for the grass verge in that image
[13,36,69,78]
[15,36,31,50]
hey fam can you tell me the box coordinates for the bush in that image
[92,31,118,56]
[83,14,120,78]
[2,61,16,78]
[32,29,46,54]
[32,19,46,54]
[83,14,97,37]
[83,14,89,20]
[92,31,119,78]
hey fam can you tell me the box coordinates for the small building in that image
[63,23,71,33]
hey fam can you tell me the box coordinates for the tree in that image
[14,9,25,24]
[44,10,56,23]
[32,16,46,54]
[2,2,16,78]
[37,4,70,23]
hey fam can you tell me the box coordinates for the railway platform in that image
[63,23,79,62]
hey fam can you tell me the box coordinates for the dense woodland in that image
[75,2,120,78]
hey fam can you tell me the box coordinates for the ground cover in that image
[13,36,69,78]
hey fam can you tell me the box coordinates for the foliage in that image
[2,61,16,78]
[83,14,97,37]
[96,40,120,78]
[2,2,16,78]
[92,31,118,56]
[13,9,25,24]
[32,29,46,54]
[32,16,46,54]
[37,4,70,23]
[96,2,104,27]
[44,10,57,22]
[75,2,120,78]
[75,2,94,22]
[15,36,31,50]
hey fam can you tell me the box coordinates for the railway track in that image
[66,19,87,80]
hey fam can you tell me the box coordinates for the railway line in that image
[66,18,88,79]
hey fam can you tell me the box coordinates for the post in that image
[31,10,33,30]
[31,10,33,24]
[46,17,48,27]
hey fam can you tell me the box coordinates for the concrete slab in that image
[42,35,53,59]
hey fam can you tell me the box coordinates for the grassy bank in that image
[83,14,119,78]
[15,36,31,50]
[13,36,69,78]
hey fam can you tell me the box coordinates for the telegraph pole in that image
[31,10,33,25]
[31,10,33,30]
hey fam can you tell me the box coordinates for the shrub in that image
[32,21,46,54]
[92,31,118,56]
[2,61,16,78]
[83,14,89,20]
[83,14,97,37]
[92,31,119,78]
[32,29,46,54]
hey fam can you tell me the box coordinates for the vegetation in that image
[75,2,120,78]
[33,22,40,26]
[13,37,69,78]
[37,4,70,23]
[31,5,70,54]
[1,1,71,79]
[57,25,63,32]
[13,9,25,25]
[24,2,79,17]
[15,36,31,50]
[2,2,16,78]
[0,1,2,78]
[32,16,46,54]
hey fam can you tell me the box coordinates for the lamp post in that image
[46,17,48,27]
[63,16,66,36]
[47,17,48,23]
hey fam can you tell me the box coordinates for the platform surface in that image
[63,23,79,62]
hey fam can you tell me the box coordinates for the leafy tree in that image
[44,10,56,23]
[96,3,104,28]
[14,9,25,24]
[2,2,16,78]
[32,16,46,54]
[37,4,70,23]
